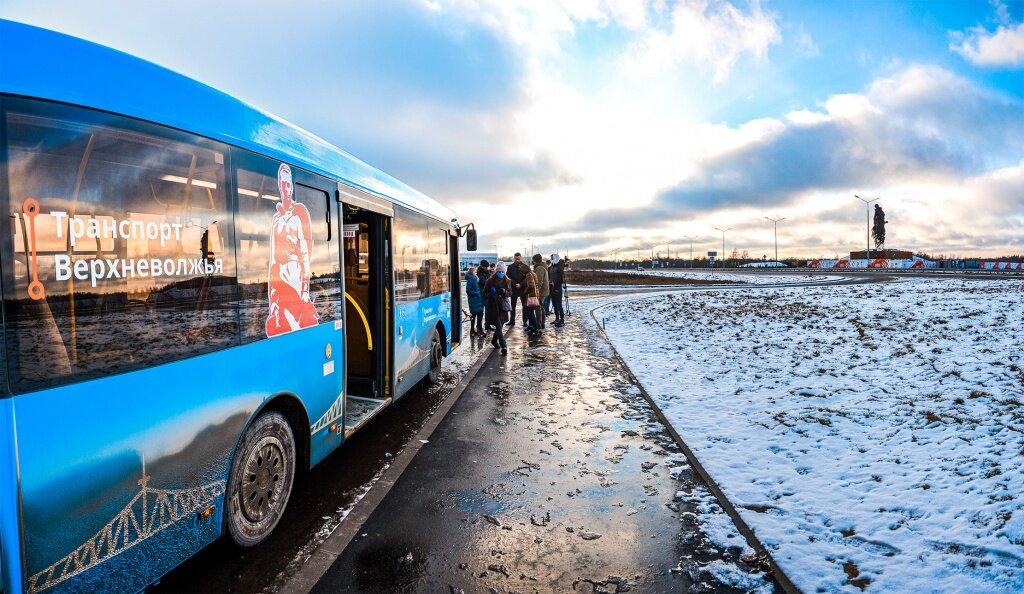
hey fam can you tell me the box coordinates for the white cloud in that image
[823,93,879,119]
[785,109,829,126]
[621,0,782,83]
[564,65,1024,257]
[794,22,819,57]
[950,21,1024,67]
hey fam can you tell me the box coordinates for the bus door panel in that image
[340,206,387,399]
[286,168,345,462]
[449,232,462,349]
[338,184,392,431]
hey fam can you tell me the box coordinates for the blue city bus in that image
[0,20,475,594]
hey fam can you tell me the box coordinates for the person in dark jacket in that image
[466,266,484,336]
[542,258,553,314]
[478,259,495,330]
[549,253,565,327]
[484,261,511,354]
[506,252,527,327]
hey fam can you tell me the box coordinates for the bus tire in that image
[426,329,443,384]
[225,411,296,547]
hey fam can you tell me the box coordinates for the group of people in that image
[464,253,566,355]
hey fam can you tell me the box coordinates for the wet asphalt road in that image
[312,313,779,593]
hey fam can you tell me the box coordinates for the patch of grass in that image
[843,561,871,591]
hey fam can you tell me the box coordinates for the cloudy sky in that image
[4,1,1022,259]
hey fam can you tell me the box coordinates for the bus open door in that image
[338,185,393,434]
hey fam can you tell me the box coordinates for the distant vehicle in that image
[636,266,645,271]
[0,20,475,594]
[739,261,787,268]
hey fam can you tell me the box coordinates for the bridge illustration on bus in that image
[26,460,225,594]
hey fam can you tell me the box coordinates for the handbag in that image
[500,297,512,312]
[527,296,540,308]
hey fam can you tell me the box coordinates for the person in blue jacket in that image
[466,266,485,336]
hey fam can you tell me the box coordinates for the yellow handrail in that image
[344,292,372,351]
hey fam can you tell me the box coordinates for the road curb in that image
[589,304,802,594]
[277,333,501,594]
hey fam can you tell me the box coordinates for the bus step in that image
[344,395,389,434]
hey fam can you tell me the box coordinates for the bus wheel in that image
[226,411,296,547]
[427,329,443,384]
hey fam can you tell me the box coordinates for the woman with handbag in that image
[484,261,512,355]
[532,254,549,329]
[520,263,541,334]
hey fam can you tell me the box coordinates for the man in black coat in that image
[478,259,495,330]
[506,252,527,327]
[549,253,565,327]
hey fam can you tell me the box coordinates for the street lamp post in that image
[853,195,879,258]
[682,235,697,267]
[714,227,732,268]
[764,216,786,265]
[651,243,668,267]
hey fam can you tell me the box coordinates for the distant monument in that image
[872,204,887,250]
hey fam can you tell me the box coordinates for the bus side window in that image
[294,183,341,324]
[1,99,237,393]
[234,160,281,343]
[392,206,451,302]
[427,227,450,296]
[393,205,428,304]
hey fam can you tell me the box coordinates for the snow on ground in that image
[605,268,845,285]
[596,278,1024,593]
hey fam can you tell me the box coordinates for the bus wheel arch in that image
[224,394,310,547]
[252,393,311,477]
[426,323,446,384]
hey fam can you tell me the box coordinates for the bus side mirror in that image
[466,229,477,252]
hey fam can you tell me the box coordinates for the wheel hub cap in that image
[240,436,286,523]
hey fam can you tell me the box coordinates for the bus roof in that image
[0,19,456,224]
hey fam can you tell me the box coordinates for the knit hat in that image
[551,253,560,264]
[495,260,507,273]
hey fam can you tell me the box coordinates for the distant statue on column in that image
[872,204,887,250]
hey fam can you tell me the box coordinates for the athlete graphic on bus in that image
[266,163,319,336]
